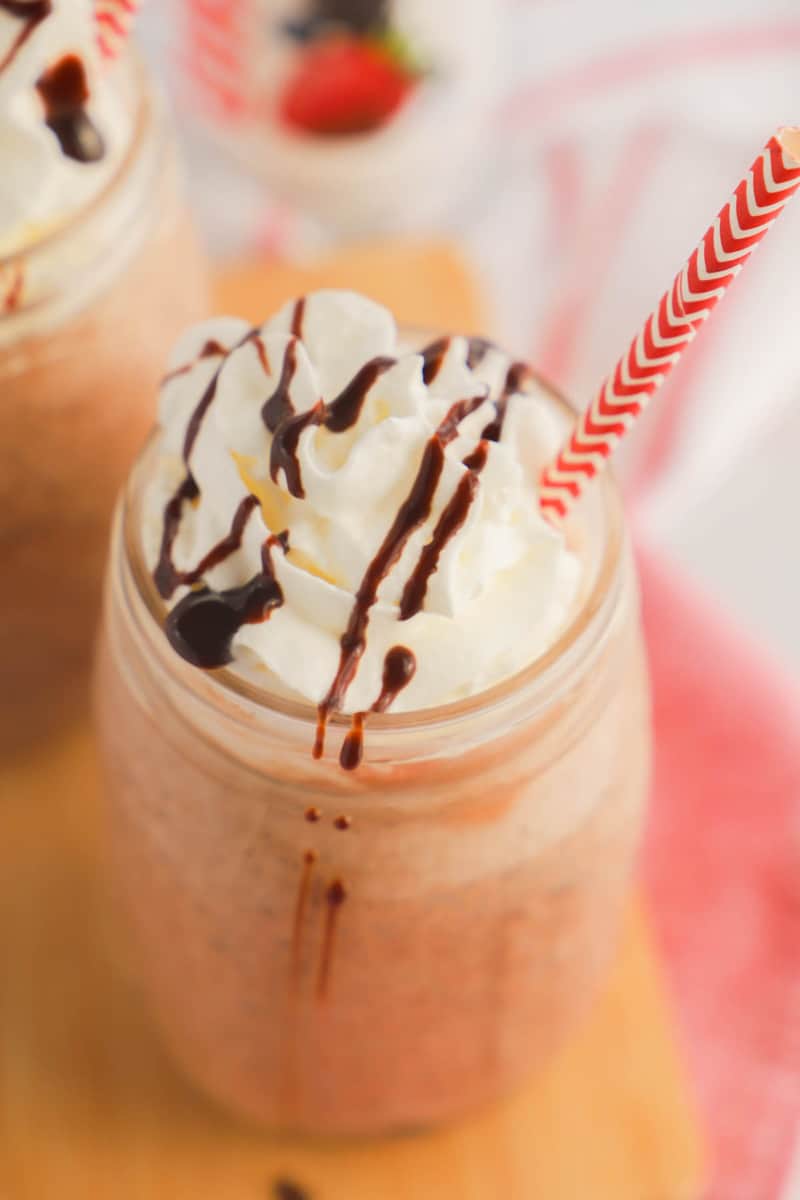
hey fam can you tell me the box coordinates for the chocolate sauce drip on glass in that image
[337,644,415,766]
[481,361,534,443]
[266,351,395,499]
[337,712,364,771]
[36,54,104,163]
[317,879,347,1000]
[0,1,51,73]
[290,296,306,339]
[164,532,287,669]
[273,1179,311,1200]
[161,339,228,386]
[291,849,317,988]
[273,1178,311,1200]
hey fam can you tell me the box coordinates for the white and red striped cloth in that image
[476,9,800,1196]
[480,10,800,1196]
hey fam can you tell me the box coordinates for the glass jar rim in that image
[0,50,150,281]
[119,369,627,745]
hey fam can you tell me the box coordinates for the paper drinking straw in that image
[95,0,140,61]
[539,127,800,520]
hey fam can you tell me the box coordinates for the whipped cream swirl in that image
[144,291,580,760]
[0,0,131,255]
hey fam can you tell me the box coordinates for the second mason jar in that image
[0,53,209,752]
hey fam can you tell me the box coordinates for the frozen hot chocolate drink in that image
[95,290,650,1133]
[0,2,208,750]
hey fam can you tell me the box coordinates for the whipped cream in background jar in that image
[95,290,651,1133]
[164,0,501,239]
[0,2,209,753]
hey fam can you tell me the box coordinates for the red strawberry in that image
[279,36,417,137]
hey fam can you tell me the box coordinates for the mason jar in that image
[0,52,209,753]
[94,382,650,1135]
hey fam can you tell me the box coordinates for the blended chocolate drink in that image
[0,2,208,750]
[95,290,650,1134]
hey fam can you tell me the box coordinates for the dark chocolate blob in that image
[36,54,105,163]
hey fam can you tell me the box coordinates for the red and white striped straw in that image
[95,0,140,62]
[539,126,800,520]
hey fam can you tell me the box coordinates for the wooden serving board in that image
[0,243,703,1199]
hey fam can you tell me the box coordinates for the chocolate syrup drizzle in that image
[313,395,489,760]
[0,1,51,74]
[261,337,299,433]
[164,531,288,669]
[155,494,260,601]
[36,54,104,163]
[313,421,451,761]
[481,361,535,443]
[399,464,484,621]
[153,473,200,600]
[153,297,539,768]
[290,296,306,338]
[154,326,261,604]
[420,334,494,385]
[263,343,396,499]
[338,713,364,771]
[420,336,450,385]
[397,361,532,621]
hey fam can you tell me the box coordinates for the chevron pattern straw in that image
[95,0,139,61]
[539,127,800,520]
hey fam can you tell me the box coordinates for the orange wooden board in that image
[211,241,486,332]
[0,244,703,1199]
[0,726,701,1200]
